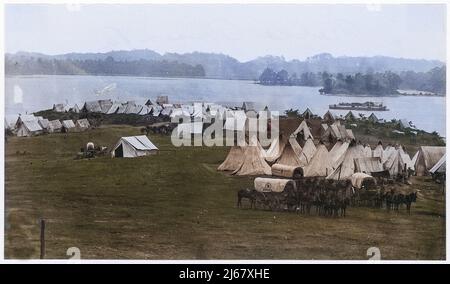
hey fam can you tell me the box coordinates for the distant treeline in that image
[398,67,446,95]
[258,66,446,95]
[320,71,402,95]
[5,56,206,78]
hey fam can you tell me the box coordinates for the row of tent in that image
[53,99,257,120]
[174,110,354,139]
[5,114,90,137]
[218,132,445,180]
[323,110,415,129]
[53,98,415,130]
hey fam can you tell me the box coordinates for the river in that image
[5,75,446,136]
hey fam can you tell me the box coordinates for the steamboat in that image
[329,101,388,111]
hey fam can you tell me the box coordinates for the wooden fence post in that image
[40,219,45,259]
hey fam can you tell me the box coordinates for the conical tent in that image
[337,125,350,140]
[363,145,372,157]
[415,146,446,176]
[329,140,343,155]
[345,111,356,120]
[329,141,350,169]
[398,147,414,171]
[382,145,396,164]
[265,136,284,163]
[298,138,317,166]
[373,144,384,160]
[323,110,336,122]
[303,144,333,177]
[346,129,355,140]
[276,138,304,167]
[289,136,303,157]
[411,151,419,166]
[356,143,365,156]
[292,120,314,141]
[326,144,364,180]
[233,137,271,176]
[218,146,244,171]
[302,108,314,119]
[382,146,414,176]
[383,148,402,176]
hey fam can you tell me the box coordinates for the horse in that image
[237,188,257,209]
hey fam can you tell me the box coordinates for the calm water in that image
[5,75,446,135]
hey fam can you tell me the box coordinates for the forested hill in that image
[258,66,446,95]
[6,50,444,79]
[5,55,206,78]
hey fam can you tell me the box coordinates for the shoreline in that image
[320,93,445,98]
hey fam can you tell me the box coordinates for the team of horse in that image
[237,177,418,217]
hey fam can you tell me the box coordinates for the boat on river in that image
[329,101,388,111]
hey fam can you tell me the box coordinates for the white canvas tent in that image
[292,120,314,140]
[61,120,76,129]
[382,146,415,176]
[15,114,38,129]
[151,105,163,117]
[346,129,355,140]
[70,104,80,113]
[274,137,305,167]
[415,146,446,176]
[321,122,346,142]
[345,111,356,120]
[17,120,43,137]
[38,118,50,130]
[192,103,204,119]
[138,105,151,115]
[372,143,384,160]
[218,146,244,171]
[53,103,67,112]
[398,147,415,171]
[299,138,317,166]
[326,143,364,180]
[382,145,395,164]
[302,144,333,177]
[302,108,314,119]
[233,136,271,176]
[363,145,372,157]
[111,135,158,158]
[48,120,62,132]
[329,141,349,169]
[430,155,446,174]
[323,110,336,122]
[82,101,103,113]
[76,118,90,130]
[265,136,286,163]
[411,151,419,166]
[368,113,379,123]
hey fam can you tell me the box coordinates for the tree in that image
[259,68,277,85]
[276,70,289,85]
[284,108,300,117]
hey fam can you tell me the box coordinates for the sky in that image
[5,4,447,62]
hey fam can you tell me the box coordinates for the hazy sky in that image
[5,4,447,62]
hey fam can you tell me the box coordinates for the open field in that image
[5,125,446,260]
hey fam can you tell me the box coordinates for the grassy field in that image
[4,125,446,260]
